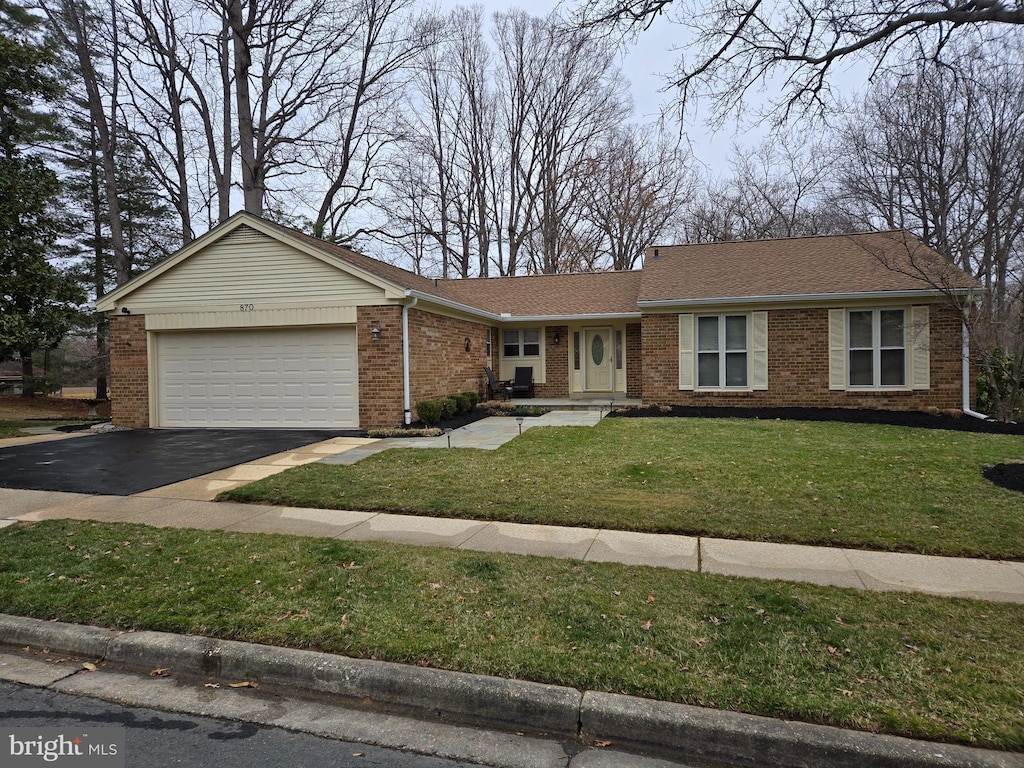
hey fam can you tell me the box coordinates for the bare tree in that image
[577,0,1024,120]
[311,0,434,241]
[579,125,693,270]
[835,48,1024,419]
[679,132,845,243]
[728,132,842,238]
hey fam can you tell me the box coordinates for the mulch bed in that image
[982,463,1024,493]
[607,404,1024,435]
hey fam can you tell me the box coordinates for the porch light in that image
[553,332,560,345]
[464,337,471,352]
[370,325,382,341]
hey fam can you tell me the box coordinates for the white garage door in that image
[156,327,358,428]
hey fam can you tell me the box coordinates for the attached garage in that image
[154,326,358,428]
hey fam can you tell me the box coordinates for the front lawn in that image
[222,418,1024,560]
[1,520,1022,749]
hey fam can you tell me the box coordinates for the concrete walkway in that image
[2,411,1023,604]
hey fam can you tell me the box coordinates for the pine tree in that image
[0,0,84,393]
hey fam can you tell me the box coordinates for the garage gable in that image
[98,217,403,315]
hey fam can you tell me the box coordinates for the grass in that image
[0,520,1021,749]
[0,419,90,438]
[222,418,1024,560]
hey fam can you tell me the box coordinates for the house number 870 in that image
[240,304,254,311]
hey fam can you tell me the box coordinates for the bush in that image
[415,399,443,426]
[460,390,480,410]
[440,396,458,420]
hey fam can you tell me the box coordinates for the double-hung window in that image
[848,309,905,388]
[697,315,748,388]
[503,328,540,358]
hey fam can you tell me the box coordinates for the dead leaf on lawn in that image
[641,620,652,631]
[228,681,258,688]
[428,582,442,591]
[149,668,171,677]
[16,577,29,584]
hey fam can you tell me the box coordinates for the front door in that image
[583,327,612,391]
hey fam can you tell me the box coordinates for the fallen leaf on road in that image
[204,683,219,689]
[594,740,612,747]
[149,668,171,677]
[82,662,97,671]
[228,681,258,688]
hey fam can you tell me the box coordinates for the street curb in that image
[1,614,1021,768]
[580,691,1022,768]
[103,629,581,737]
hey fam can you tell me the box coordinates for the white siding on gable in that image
[125,225,388,311]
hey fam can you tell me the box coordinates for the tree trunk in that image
[227,0,261,216]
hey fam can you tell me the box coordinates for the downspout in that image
[402,293,418,425]
[961,297,988,420]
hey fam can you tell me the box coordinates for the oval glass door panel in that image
[584,328,612,391]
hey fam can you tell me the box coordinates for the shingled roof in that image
[257,217,977,315]
[638,231,976,304]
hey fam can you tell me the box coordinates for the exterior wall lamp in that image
[370,325,382,341]
[553,331,560,345]
[464,337,471,352]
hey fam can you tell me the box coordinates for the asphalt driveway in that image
[0,429,356,496]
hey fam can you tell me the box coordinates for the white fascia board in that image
[637,289,971,309]
[500,312,642,322]
[405,290,642,324]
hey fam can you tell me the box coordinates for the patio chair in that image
[484,366,512,401]
[511,366,535,398]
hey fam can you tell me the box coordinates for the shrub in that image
[440,396,458,420]
[415,399,443,426]
[461,390,480,410]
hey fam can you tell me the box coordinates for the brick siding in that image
[406,308,490,426]
[642,304,964,414]
[109,314,150,428]
[626,322,642,398]
[536,325,569,397]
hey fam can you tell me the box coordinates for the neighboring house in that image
[95,212,978,430]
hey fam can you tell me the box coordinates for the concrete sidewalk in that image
[2,410,1023,603]
[3,486,1022,603]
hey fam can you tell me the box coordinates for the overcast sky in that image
[427,0,786,175]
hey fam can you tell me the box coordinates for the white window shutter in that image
[910,305,930,390]
[678,313,694,390]
[828,309,846,390]
[750,311,768,390]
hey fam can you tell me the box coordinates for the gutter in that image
[402,294,418,425]
[961,298,988,420]
[637,288,971,310]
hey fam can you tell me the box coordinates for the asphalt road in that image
[0,680,486,768]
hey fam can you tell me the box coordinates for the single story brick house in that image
[95,212,979,430]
